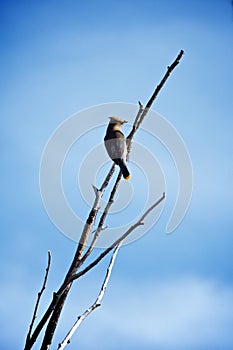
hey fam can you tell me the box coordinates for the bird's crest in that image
[108,116,127,124]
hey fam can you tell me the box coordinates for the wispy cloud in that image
[98,276,233,349]
[1,264,233,349]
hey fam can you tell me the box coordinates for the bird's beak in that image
[123,120,128,124]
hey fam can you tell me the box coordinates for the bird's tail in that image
[118,159,130,180]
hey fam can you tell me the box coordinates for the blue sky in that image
[1,0,233,349]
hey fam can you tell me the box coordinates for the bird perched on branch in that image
[104,116,130,180]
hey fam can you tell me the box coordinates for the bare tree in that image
[24,49,184,350]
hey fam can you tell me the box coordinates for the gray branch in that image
[68,192,165,285]
[24,49,183,350]
[57,243,122,350]
[25,251,51,344]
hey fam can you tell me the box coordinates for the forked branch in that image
[24,166,116,350]
[68,192,165,284]
[58,243,122,349]
[24,49,183,350]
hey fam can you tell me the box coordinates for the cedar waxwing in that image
[104,116,130,180]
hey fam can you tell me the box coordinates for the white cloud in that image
[2,271,233,349]
[100,276,233,349]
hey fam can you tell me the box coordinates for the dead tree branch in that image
[58,243,122,350]
[39,169,118,350]
[25,251,51,344]
[24,167,116,350]
[24,49,184,350]
[127,49,184,143]
[81,50,184,254]
[74,49,184,256]
[57,191,165,348]
[79,169,122,266]
[67,192,165,285]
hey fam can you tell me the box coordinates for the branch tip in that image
[25,250,52,345]
[92,185,99,195]
[138,101,143,107]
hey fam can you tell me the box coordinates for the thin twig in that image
[126,101,144,158]
[100,163,115,192]
[25,251,51,343]
[58,243,122,349]
[127,50,184,143]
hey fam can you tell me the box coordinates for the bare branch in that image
[57,243,122,349]
[100,163,115,192]
[39,167,117,349]
[74,48,183,266]
[25,251,51,343]
[69,192,165,284]
[75,47,183,261]
[144,49,184,112]
[24,50,183,350]
[79,169,122,267]
[55,192,166,348]
[24,166,116,350]
[140,191,165,223]
[79,50,184,266]
[126,101,144,159]
[127,50,184,143]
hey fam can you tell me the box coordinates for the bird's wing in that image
[105,131,126,160]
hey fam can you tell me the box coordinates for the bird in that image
[104,116,130,180]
